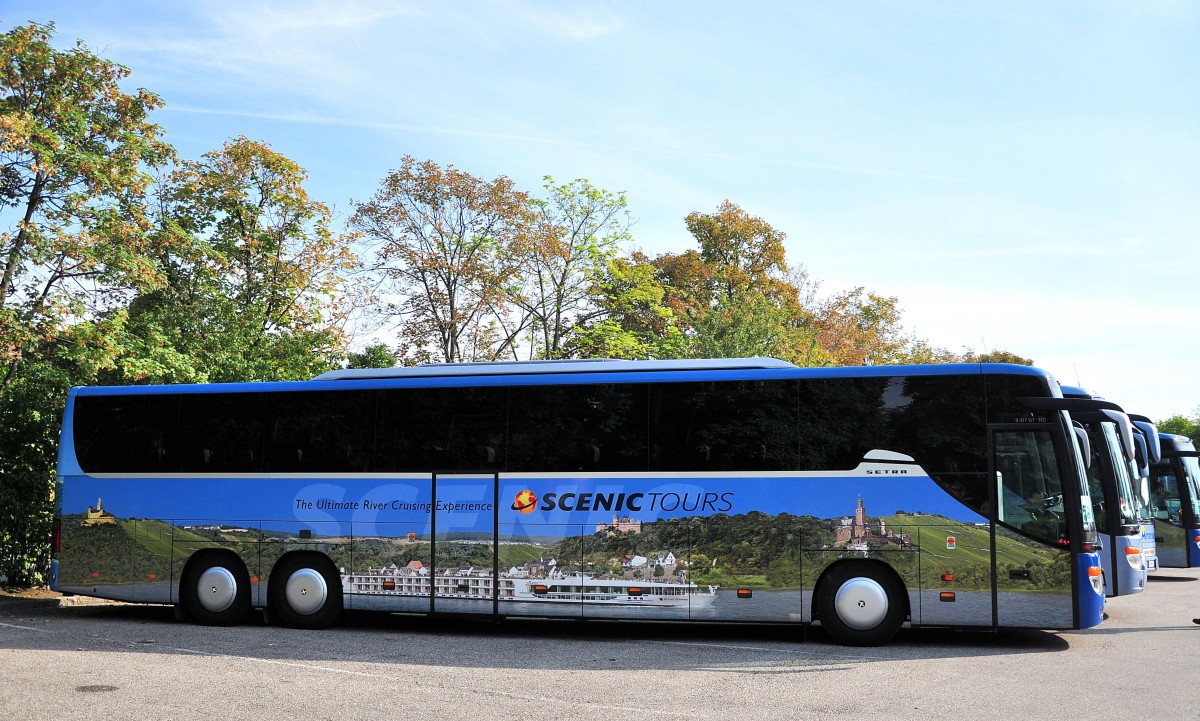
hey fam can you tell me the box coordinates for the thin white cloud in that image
[511,5,625,41]
[165,104,967,182]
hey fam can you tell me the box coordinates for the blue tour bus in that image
[1149,433,1200,568]
[1059,385,1148,596]
[50,359,1105,646]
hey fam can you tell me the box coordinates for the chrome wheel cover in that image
[196,566,237,613]
[284,568,328,616]
[833,576,889,631]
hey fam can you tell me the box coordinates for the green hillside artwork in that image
[59,503,1069,596]
[58,514,215,585]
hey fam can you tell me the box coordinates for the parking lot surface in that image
[3,569,1199,721]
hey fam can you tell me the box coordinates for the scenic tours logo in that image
[511,489,538,514]
[510,488,734,514]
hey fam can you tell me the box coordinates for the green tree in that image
[0,21,172,392]
[1158,412,1200,445]
[567,252,684,359]
[0,22,171,585]
[351,156,531,363]
[347,342,398,369]
[0,358,71,585]
[513,177,632,359]
[114,137,355,383]
[959,349,1034,365]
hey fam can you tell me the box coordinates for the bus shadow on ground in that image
[5,603,1071,672]
[333,608,1073,663]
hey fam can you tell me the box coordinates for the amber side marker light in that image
[941,573,955,582]
[737,589,753,599]
[939,592,956,602]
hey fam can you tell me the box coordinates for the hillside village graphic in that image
[831,498,913,551]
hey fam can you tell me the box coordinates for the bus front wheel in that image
[815,562,906,646]
[181,552,251,626]
[268,554,342,630]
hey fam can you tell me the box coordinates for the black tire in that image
[815,562,907,646]
[268,554,342,630]
[180,552,250,626]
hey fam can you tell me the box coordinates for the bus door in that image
[992,426,1076,629]
[496,475,588,620]
[430,473,499,616]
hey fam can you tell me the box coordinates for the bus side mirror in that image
[1100,410,1136,464]
[1073,426,1091,467]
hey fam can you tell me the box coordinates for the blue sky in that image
[8,1,1199,420]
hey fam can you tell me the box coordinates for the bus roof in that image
[311,357,797,381]
[68,360,1055,396]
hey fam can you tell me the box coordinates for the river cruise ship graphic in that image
[341,564,718,608]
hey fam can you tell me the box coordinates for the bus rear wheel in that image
[181,552,250,626]
[269,554,342,630]
[815,562,906,646]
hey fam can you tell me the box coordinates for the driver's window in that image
[996,429,1068,544]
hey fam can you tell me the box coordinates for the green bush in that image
[0,363,69,587]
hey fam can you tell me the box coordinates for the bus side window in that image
[376,387,505,472]
[508,384,646,473]
[177,393,265,473]
[649,380,798,472]
[73,394,181,473]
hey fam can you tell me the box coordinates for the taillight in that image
[52,518,62,555]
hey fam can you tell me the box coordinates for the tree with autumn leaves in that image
[0,24,359,584]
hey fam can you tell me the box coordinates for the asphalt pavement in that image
[2,569,1199,721]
